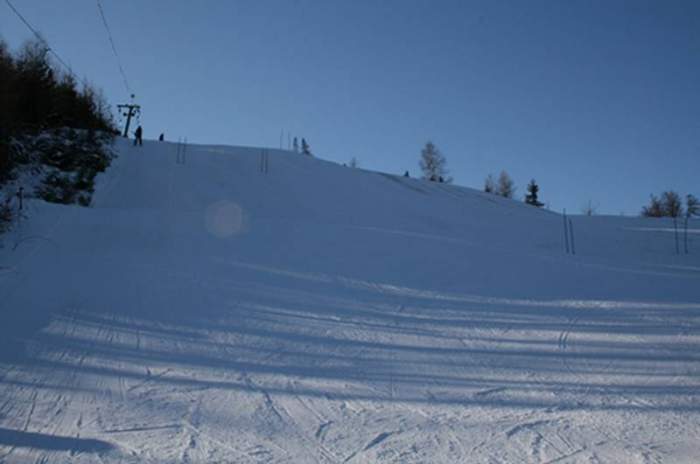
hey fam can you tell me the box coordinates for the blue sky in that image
[2,0,699,214]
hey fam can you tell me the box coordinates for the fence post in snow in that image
[175,137,187,165]
[259,150,269,174]
[563,209,570,254]
[673,217,679,255]
[569,218,576,255]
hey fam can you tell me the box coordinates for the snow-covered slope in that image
[0,138,699,463]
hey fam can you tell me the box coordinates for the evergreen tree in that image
[14,39,55,129]
[524,179,544,207]
[301,138,311,156]
[419,141,450,182]
[0,38,114,138]
[1,40,18,181]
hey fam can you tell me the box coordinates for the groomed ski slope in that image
[1,138,699,463]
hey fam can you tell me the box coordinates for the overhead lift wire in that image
[96,0,132,95]
[3,0,76,77]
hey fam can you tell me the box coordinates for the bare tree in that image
[642,191,685,218]
[660,191,683,254]
[581,200,598,216]
[687,194,700,218]
[642,194,664,217]
[497,170,515,198]
[484,174,496,194]
[419,141,450,182]
[661,191,683,218]
[684,194,699,254]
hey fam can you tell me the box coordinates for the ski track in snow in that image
[0,139,699,462]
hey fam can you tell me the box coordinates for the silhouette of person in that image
[134,126,143,146]
[158,133,164,142]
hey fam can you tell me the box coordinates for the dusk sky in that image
[2,0,699,215]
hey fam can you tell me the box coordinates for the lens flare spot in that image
[205,201,244,238]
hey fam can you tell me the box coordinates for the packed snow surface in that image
[1,139,699,463]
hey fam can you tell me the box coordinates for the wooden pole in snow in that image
[674,217,679,255]
[568,218,576,255]
[563,209,570,254]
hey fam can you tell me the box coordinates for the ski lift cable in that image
[3,0,76,77]
[96,0,132,95]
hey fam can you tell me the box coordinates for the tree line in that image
[1,38,117,228]
[640,191,699,254]
[641,191,698,219]
[0,38,115,183]
[413,141,698,220]
[416,141,544,208]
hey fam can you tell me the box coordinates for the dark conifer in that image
[301,138,311,156]
[524,179,544,207]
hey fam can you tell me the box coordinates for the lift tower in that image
[117,97,140,137]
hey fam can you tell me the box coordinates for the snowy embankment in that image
[0,138,699,463]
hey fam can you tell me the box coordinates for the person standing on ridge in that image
[134,126,143,146]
